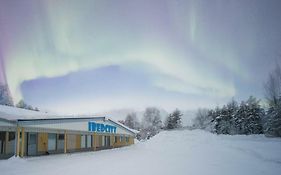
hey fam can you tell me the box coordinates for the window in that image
[28,133,37,156]
[126,137,129,143]
[8,132,15,141]
[0,132,5,154]
[81,135,86,148]
[58,134,64,140]
[6,132,15,154]
[57,134,64,150]
[48,134,56,151]
[86,135,91,148]
[105,136,110,147]
[115,136,118,143]
[101,136,105,147]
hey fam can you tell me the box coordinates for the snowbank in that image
[0,130,280,175]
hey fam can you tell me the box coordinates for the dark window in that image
[8,132,15,141]
[57,134,65,150]
[58,134,64,140]
[115,136,118,143]
[0,132,5,154]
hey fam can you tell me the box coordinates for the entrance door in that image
[27,133,37,156]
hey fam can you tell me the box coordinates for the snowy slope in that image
[1,130,281,175]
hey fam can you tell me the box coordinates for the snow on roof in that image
[0,105,107,121]
[0,105,56,120]
[0,105,138,135]
[0,105,139,134]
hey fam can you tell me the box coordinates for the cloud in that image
[2,0,237,103]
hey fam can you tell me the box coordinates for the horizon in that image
[1,0,281,114]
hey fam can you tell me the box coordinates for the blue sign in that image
[88,121,117,133]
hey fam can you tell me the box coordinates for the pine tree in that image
[265,97,281,137]
[165,109,183,130]
[244,96,263,134]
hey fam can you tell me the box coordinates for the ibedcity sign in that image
[88,121,117,133]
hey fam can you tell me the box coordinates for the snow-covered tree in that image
[16,99,38,111]
[194,97,264,135]
[124,112,140,130]
[16,99,28,109]
[227,99,239,134]
[165,109,183,130]
[243,96,263,134]
[193,108,210,129]
[264,64,281,137]
[139,107,162,139]
[264,63,281,107]
[265,101,281,137]
[0,84,13,106]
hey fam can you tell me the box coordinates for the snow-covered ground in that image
[1,130,281,175]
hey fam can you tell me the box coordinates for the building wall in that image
[0,131,16,159]
[0,118,136,158]
[75,135,81,150]
[67,134,77,151]
[19,119,132,135]
[18,131,134,158]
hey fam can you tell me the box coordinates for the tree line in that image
[123,107,183,140]
[193,64,281,137]
[0,84,39,111]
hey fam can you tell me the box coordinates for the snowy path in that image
[1,130,281,175]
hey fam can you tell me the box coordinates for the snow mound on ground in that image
[1,130,281,175]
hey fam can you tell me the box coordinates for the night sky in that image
[0,0,281,114]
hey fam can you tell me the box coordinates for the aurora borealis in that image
[0,0,281,114]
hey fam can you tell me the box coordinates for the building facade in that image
[0,116,136,159]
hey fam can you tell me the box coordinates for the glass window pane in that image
[6,132,15,154]
[81,135,86,148]
[48,134,56,151]
[102,136,105,147]
[0,132,5,154]
[86,135,91,148]
[29,134,36,144]
[28,133,37,156]
[57,134,64,150]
